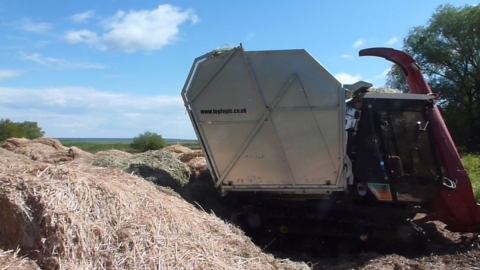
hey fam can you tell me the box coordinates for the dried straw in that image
[1,138,93,164]
[0,249,39,270]
[95,149,133,159]
[164,144,192,156]
[0,147,308,269]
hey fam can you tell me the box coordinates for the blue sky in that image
[0,0,478,139]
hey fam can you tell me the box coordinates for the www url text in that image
[200,108,247,114]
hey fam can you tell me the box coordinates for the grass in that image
[463,154,480,200]
[60,141,134,153]
[176,141,201,149]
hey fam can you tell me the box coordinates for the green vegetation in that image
[58,139,200,154]
[131,131,167,152]
[0,118,45,141]
[387,4,480,152]
[61,141,134,153]
[463,154,480,200]
[174,141,201,150]
[93,150,191,189]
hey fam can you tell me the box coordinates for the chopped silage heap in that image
[93,150,191,189]
[0,147,308,269]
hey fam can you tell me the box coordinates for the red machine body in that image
[359,47,480,232]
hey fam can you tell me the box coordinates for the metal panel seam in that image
[215,73,300,188]
[297,75,339,186]
[188,49,238,103]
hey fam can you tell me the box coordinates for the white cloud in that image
[0,69,23,80]
[65,4,198,52]
[335,73,362,84]
[19,19,52,33]
[385,37,398,45]
[21,52,105,69]
[342,54,352,59]
[70,10,95,22]
[65,29,98,44]
[0,86,181,110]
[0,86,194,138]
[352,39,365,48]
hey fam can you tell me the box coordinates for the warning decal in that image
[367,183,393,201]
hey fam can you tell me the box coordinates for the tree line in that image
[0,119,45,141]
[387,4,480,152]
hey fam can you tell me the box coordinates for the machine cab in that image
[347,92,443,204]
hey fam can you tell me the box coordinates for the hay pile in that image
[1,138,92,164]
[0,249,39,270]
[164,144,193,156]
[93,150,191,189]
[95,149,133,159]
[0,144,308,269]
[165,144,209,180]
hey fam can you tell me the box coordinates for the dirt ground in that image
[1,138,479,269]
[273,219,480,270]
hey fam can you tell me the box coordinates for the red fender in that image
[359,47,480,232]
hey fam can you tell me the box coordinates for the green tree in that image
[0,119,45,141]
[387,4,480,151]
[386,65,409,92]
[0,119,19,140]
[130,131,167,152]
[19,121,45,139]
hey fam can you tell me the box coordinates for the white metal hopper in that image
[182,46,348,195]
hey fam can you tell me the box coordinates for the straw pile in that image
[164,144,192,156]
[0,141,308,269]
[164,145,209,180]
[0,249,39,270]
[1,137,93,164]
[160,145,226,217]
[95,149,133,159]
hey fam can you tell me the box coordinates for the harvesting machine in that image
[181,45,480,252]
